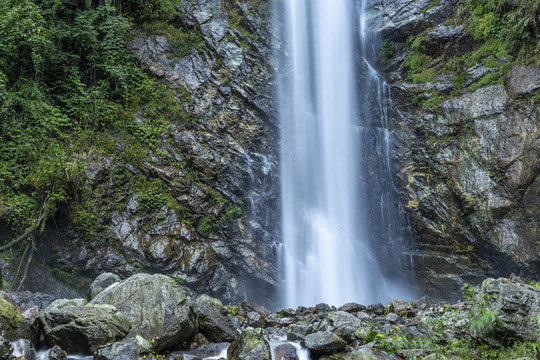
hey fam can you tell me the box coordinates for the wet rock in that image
[36,304,130,355]
[325,311,365,342]
[189,333,210,350]
[90,273,197,352]
[94,335,152,360]
[0,296,35,342]
[195,294,237,342]
[473,278,540,345]
[174,342,229,359]
[48,345,67,360]
[88,273,121,300]
[303,332,347,357]
[338,303,366,313]
[273,343,299,360]
[227,329,271,360]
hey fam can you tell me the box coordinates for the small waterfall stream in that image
[276,0,415,308]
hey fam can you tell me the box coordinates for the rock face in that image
[0,296,36,343]
[476,278,540,344]
[379,0,540,299]
[32,0,279,308]
[227,329,272,360]
[90,273,197,352]
[36,304,130,354]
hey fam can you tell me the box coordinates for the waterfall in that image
[276,0,415,308]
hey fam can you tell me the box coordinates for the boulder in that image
[227,329,272,360]
[324,311,365,342]
[189,333,210,350]
[36,304,131,354]
[273,343,300,360]
[474,278,540,345]
[366,303,385,316]
[389,300,415,318]
[49,345,67,360]
[0,296,36,342]
[286,324,310,341]
[195,294,237,342]
[90,273,197,352]
[88,273,121,300]
[94,335,152,360]
[303,332,347,357]
[238,301,271,318]
[338,303,366,313]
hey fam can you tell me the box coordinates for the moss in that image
[197,216,212,236]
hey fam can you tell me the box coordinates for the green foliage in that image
[379,40,397,64]
[140,21,206,58]
[4,194,38,232]
[137,181,168,214]
[0,0,197,251]
[228,304,239,316]
[197,216,212,236]
[459,0,539,62]
[124,0,178,21]
[225,200,244,221]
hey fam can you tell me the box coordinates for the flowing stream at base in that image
[276,0,415,308]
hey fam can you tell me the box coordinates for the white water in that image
[277,0,413,308]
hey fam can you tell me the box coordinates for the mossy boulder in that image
[227,329,272,360]
[36,304,131,355]
[90,273,197,352]
[0,296,36,343]
[195,294,237,342]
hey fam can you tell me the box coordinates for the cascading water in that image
[276,0,415,308]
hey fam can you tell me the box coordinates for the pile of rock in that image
[1,275,539,359]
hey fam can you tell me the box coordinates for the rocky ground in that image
[1,274,539,359]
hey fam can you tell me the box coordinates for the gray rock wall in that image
[379,0,540,299]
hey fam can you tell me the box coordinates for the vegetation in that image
[399,0,539,107]
[0,0,211,288]
[364,285,540,359]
